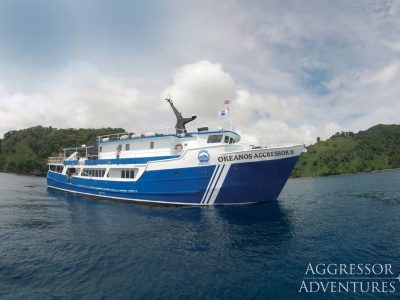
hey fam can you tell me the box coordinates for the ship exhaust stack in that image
[165,98,197,135]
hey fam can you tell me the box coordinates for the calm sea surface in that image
[1,170,400,299]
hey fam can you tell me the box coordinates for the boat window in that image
[81,168,106,177]
[121,169,135,179]
[207,135,223,143]
[229,137,234,144]
[67,168,76,176]
[150,141,154,149]
[49,165,64,173]
[125,144,130,151]
[99,146,102,152]
[224,136,230,143]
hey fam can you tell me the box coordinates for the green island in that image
[291,124,400,177]
[0,124,399,177]
[0,126,124,176]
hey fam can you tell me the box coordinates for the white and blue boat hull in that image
[47,146,302,205]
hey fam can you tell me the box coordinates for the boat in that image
[47,98,306,205]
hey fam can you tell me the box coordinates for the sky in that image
[0,0,399,144]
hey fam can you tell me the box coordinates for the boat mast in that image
[165,98,197,135]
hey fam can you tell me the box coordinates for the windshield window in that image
[207,135,223,143]
[224,136,230,143]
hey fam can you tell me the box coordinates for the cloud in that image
[0,1,399,145]
[361,60,400,86]
[161,61,237,122]
[161,60,344,144]
[0,63,161,135]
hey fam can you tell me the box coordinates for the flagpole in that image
[224,99,233,131]
[230,106,233,130]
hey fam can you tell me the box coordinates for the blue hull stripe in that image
[200,164,220,204]
[205,164,225,205]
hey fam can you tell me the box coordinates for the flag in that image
[224,99,231,111]
[219,110,228,117]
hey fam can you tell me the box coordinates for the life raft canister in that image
[175,144,183,151]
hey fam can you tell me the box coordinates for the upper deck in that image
[96,128,241,160]
[47,128,242,166]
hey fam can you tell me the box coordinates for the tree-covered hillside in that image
[0,126,124,175]
[292,124,400,177]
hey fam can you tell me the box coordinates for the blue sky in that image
[0,0,399,143]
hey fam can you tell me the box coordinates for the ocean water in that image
[0,170,400,299]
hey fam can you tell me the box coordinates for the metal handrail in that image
[48,157,65,164]
[97,127,177,142]
[237,140,303,149]
[95,125,235,142]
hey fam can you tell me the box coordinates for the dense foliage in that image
[292,124,400,177]
[0,126,124,175]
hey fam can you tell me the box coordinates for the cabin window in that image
[121,169,135,179]
[99,146,102,152]
[81,168,106,177]
[49,165,63,173]
[125,144,130,151]
[207,135,223,143]
[229,137,234,144]
[118,144,122,151]
[150,141,154,149]
[67,168,76,176]
[224,136,230,143]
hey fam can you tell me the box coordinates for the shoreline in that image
[0,171,46,178]
[290,167,400,180]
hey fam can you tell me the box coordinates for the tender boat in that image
[47,98,305,205]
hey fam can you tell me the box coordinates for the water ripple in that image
[0,170,400,299]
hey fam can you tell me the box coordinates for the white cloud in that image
[161,61,237,125]
[385,40,400,52]
[0,1,399,146]
[361,60,400,86]
[0,63,159,135]
[0,59,351,145]
[161,60,343,144]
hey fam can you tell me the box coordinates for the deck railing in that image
[238,140,303,149]
[97,127,178,142]
[96,124,232,142]
[48,157,65,165]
